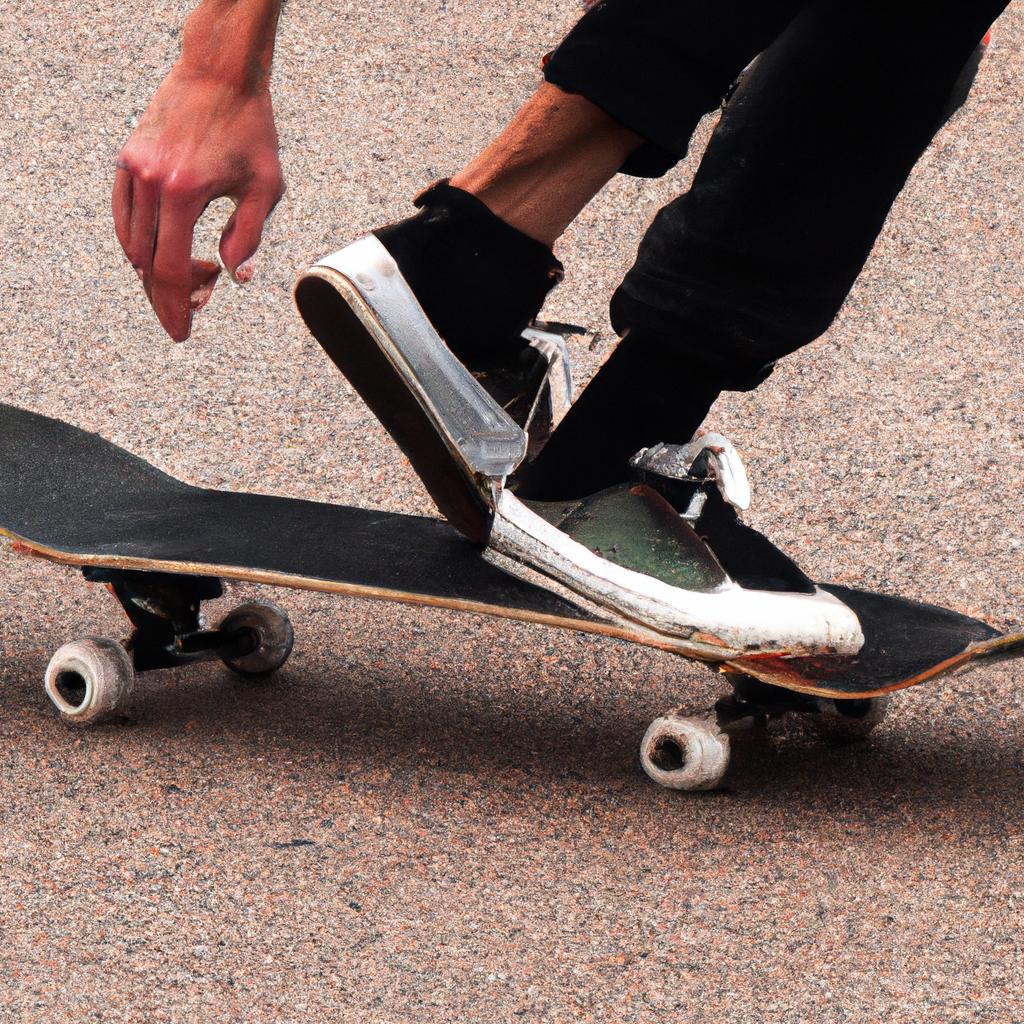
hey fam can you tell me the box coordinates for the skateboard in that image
[2,400,1022,790]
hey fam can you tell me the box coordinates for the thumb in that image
[219,191,279,283]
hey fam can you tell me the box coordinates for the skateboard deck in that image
[1,402,1021,701]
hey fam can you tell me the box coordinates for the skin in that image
[451,82,643,248]
[115,2,636,340]
[113,0,285,341]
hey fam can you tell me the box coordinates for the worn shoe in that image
[489,436,863,658]
[294,195,862,659]
[294,182,562,541]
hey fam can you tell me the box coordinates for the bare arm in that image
[113,0,285,341]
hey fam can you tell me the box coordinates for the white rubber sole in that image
[489,490,865,660]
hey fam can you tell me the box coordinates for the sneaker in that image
[489,437,863,658]
[294,182,562,542]
[294,195,863,659]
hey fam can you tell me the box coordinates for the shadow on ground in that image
[6,640,1022,827]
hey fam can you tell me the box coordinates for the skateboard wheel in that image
[640,715,730,791]
[44,637,135,727]
[812,695,890,744]
[218,601,294,677]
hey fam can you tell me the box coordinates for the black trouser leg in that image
[544,0,806,178]
[518,1,1005,500]
[610,0,1007,384]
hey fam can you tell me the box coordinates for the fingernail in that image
[234,257,256,284]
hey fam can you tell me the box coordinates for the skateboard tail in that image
[726,629,1024,700]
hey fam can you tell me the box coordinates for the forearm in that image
[177,0,283,93]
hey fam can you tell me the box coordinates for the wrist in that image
[177,0,281,95]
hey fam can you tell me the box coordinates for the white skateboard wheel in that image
[640,715,731,791]
[44,637,135,727]
[218,601,294,677]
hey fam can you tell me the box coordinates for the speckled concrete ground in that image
[1,2,1023,1022]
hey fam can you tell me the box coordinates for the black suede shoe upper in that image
[511,332,721,501]
[374,181,564,369]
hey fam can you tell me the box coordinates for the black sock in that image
[374,181,563,368]
[512,332,721,501]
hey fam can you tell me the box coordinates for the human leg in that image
[297,0,799,535]
[449,82,644,248]
[517,0,1008,500]
[293,0,879,640]
[335,84,637,377]
[366,0,805,370]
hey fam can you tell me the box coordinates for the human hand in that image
[113,64,285,341]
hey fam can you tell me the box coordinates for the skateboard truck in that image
[85,568,245,671]
[42,568,294,727]
[639,675,891,791]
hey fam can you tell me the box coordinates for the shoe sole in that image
[294,237,527,543]
[490,488,865,657]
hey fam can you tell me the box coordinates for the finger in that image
[149,191,205,342]
[218,189,281,282]
[112,166,134,255]
[190,259,221,312]
[128,177,159,286]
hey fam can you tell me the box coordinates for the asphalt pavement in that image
[1,2,1022,1021]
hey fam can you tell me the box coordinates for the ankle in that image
[451,83,643,246]
[374,182,563,366]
